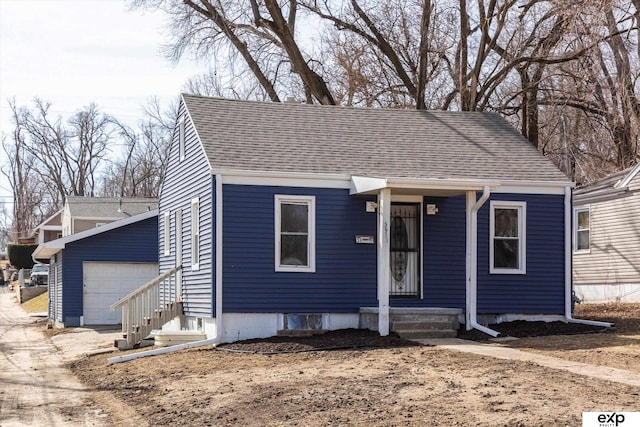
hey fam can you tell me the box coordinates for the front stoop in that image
[359,307,462,339]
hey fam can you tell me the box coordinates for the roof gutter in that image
[466,186,501,337]
[563,186,612,328]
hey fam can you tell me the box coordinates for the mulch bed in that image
[215,320,611,353]
[217,328,419,354]
[456,320,610,342]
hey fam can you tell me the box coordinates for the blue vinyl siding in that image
[414,196,467,309]
[222,188,566,315]
[223,185,377,312]
[158,99,214,317]
[58,217,158,326]
[477,193,566,314]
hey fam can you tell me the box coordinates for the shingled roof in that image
[183,95,569,184]
[65,196,158,219]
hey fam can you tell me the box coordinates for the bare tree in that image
[1,104,49,239]
[101,97,177,198]
[133,0,638,181]
[10,99,115,203]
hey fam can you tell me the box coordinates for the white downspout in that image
[377,188,391,336]
[563,186,612,327]
[466,186,500,337]
[108,174,226,365]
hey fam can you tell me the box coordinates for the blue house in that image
[33,210,159,327]
[156,94,577,342]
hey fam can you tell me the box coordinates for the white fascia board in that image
[617,163,640,188]
[350,176,388,195]
[386,177,500,192]
[32,243,63,260]
[39,225,63,231]
[41,209,159,252]
[219,169,352,189]
[34,209,63,230]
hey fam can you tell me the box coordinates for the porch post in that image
[377,188,391,336]
[465,191,476,331]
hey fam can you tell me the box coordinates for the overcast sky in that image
[0,0,208,213]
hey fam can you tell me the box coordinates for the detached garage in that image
[33,209,159,327]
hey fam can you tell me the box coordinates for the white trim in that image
[163,211,171,256]
[33,209,63,230]
[489,201,527,275]
[377,188,391,336]
[391,195,423,203]
[220,171,571,194]
[223,171,351,189]
[616,163,640,188]
[32,209,159,260]
[39,225,63,231]
[493,185,567,195]
[190,197,200,270]
[215,174,223,331]
[178,116,185,161]
[350,176,387,195]
[274,195,316,273]
[497,180,574,188]
[572,205,590,253]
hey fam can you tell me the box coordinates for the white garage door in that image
[83,262,158,325]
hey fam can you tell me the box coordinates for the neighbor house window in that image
[490,201,526,274]
[275,195,315,272]
[178,116,185,161]
[164,211,171,256]
[574,207,590,252]
[191,198,200,270]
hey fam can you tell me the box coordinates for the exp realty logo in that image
[583,412,639,427]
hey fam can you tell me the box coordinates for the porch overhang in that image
[350,175,500,197]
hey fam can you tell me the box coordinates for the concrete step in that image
[396,329,458,339]
[389,314,459,323]
[392,321,456,332]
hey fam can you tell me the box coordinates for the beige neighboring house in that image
[31,209,63,244]
[573,163,640,302]
[62,196,158,237]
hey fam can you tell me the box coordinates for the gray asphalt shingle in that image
[66,196,158,218]
[183,95,569,183]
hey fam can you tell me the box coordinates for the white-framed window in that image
[275,195,316,272]
[574,206,590,253]
[163,211,171,256]
[191,197,200,270]
[178,116,185,161]
[490,201,526,274]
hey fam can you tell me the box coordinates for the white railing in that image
[111,265,183,349]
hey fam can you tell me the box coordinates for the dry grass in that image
[21,290,48,313]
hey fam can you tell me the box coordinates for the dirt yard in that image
[69,303,640,426]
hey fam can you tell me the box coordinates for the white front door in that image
[390,203,421,297]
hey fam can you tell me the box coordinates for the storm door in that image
[389,203,421,298]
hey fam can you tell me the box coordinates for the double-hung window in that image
[191,197,200,270]
[275,195,315,272]
[574,207,590,252]
[490,201,526,274]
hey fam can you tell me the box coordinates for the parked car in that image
[30,264,49,286]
